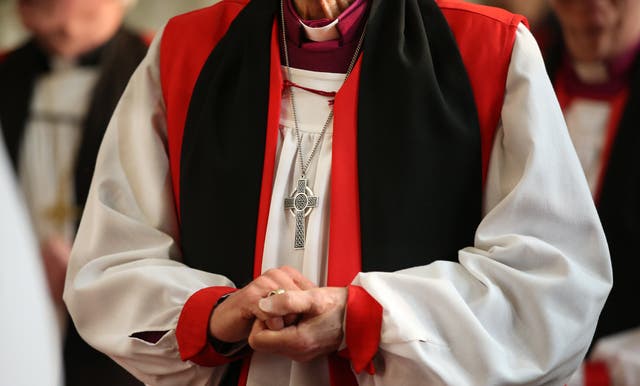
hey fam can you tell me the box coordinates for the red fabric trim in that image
[595,90,629,203]
[176,286,238,366]
[328,58,363,288]
[585,361,611,386]
[238,355,252,386]
[160,1,249,219]
[440,2,525,185]
[340,285,382,374]
[326,41,364,386]
[283,79,337,99]
[253,23,283,279]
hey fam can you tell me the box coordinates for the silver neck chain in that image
[279,0,366,177]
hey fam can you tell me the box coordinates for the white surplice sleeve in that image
[63,27,232,386]
[351,24,612,386]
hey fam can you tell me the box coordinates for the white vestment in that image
[18,57,99,331]
[64,23,612,386]
[564,99,611,196]
[19,58,99,244]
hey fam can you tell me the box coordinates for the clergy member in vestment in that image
[0,0,145,385]
[541,1,640,385]
[64,0,612,385]
[0,132,62,386]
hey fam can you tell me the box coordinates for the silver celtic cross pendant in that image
[284,177,319,250]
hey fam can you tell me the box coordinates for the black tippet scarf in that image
[181,0,481,287]
[545,33,640,346]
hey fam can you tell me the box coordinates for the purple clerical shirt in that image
[281,0,369,73]
[560,41,640,99]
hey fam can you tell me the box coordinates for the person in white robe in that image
[64,0,613,385]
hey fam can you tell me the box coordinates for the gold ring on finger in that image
[267,288,286,297]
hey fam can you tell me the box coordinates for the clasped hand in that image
[208,266,348,362]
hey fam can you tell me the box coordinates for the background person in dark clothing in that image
[0,0,147,384]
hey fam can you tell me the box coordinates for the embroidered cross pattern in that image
[284,177,318,249]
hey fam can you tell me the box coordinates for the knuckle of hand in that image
[282,292,297,309]
[252,275,272,292]
[294,334,314,352]
[262,268,276,278]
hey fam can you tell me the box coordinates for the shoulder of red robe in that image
[0,50,8,63]
[438,0,529,183]
[437,0,529,29]
[160,0,251,207]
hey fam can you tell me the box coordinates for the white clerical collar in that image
[299,18,341,42]
[50,56,79,72]
[573,61,609,84]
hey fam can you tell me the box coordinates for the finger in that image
[249,323,321,362]
[249,323,300,353]
[237,276,278,319]
[250,319,267,336]
[265,317,284,331]
[258,290,316,316]
[279,266,317,290]
[262,268,305,292]
[249,275,280,298]
[247,281,294,322]
[284,313,299,327]
[249,310,344,362]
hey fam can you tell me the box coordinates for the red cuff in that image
[176,286,237,366]
[339,285,382,374]
[585,361,611,386]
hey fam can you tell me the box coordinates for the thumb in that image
[258,290,316,316]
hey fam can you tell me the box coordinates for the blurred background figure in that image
[538,1,640,385]
[0,0,219,384]
[479,0,640,384]
[0,0,147,384]
[0,0,214,50]
[0,130,62,386]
